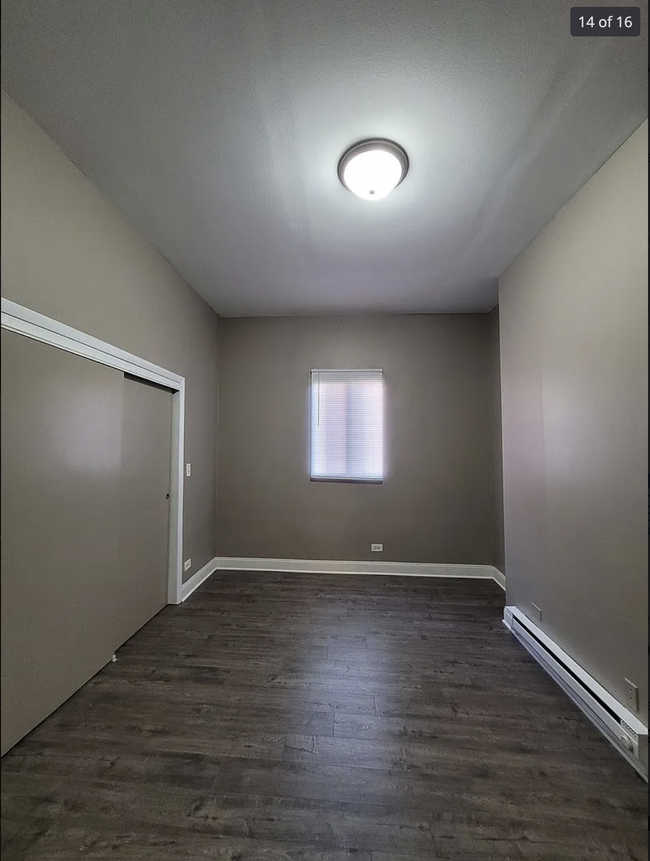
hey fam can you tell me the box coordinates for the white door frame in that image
[1,298,186,604]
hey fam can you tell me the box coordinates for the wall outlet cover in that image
[371,543,383,552]
[625,678,640,712]
[184,559,192,572]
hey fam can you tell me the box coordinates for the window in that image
[310,369,384,482]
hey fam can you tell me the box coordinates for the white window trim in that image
[1,297,186,604]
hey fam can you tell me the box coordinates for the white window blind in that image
[310,369,384,482]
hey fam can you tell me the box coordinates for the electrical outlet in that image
[371,543,383,552]
[625,678,640,712]
[186,462,192,477]
[531,603,542,622]
[184,558,192,572]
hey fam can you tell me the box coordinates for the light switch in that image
[186,462,192,477]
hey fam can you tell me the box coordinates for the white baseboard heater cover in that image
[503,606,648,781]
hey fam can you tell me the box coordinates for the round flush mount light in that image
[338,139,409,201]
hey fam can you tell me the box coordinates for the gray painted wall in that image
[1,90,220,583]
[216,314,501,565]
[499,121,648,726]
[487,307,505,573]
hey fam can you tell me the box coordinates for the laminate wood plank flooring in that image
[1,572,647,860]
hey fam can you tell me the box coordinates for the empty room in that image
[1,2,647,860]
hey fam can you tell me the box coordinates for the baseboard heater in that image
[503,606,648,781]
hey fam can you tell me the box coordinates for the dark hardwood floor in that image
[1,572,647,860]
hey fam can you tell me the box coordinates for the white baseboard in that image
[179,556,219,603]
[491,567,506,590]
[504,606,648,781]
[178,557,505,604]
[214,556,505,589]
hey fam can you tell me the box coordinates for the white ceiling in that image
[1,1,647,316]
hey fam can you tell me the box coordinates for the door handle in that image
[165,493,170,499]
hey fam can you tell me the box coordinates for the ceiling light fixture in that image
[338,139,409,201]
